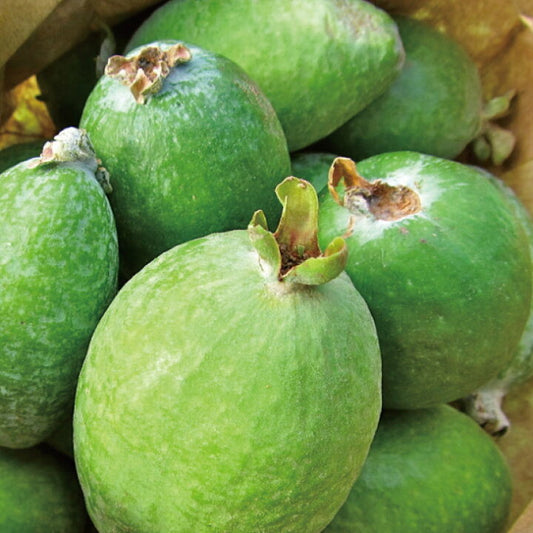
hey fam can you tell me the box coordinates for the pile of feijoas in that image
[1,1,531,531]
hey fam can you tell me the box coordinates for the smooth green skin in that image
[464,171,533,429]
[0,159,118,448]
[81,41,290,278]
[0,445,87,532]
[0,140,43,173]
[475,172,533,389]
[291,151,337,194]
[74,229,382,532]
[318,151,532,409]
[323,16,483,160]
[126,0,405,152]
[325,405,513,533]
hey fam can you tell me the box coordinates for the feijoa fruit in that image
[318,153,532,409]
[73,178,382,532]
[325,405,513,533]
[322,16,483,160]
[80,41,291,277]
[0,128,118,448]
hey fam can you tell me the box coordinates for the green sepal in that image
[472,90,517,166]
[249,177,348,286]
[248,210,282,282]
[282,236,348,285]
[274,177,321,260]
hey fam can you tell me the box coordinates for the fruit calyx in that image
[328,157,421,222]
[249,177,347,286]
[105,42,192,104]
[28,127,112,193]
[472,90,516,166]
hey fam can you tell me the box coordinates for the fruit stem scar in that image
[105,43,192,104]
[328,157,422,221]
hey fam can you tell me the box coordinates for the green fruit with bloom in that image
[325,405,513,533]
[126,0,405,151]
[73,178,382,532]
[318,152,532,409]
[0,444,88,531]
[323,16,483,160]
[464,169,533,435]
[0,128,118,448]
[80,41,290,277]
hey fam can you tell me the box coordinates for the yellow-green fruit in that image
[73,179,382,532]
[0,129,118,448]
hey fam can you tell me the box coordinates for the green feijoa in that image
[0,140,43,174]
[126,0,405,152]
[325,405,512,533]
[318,153,532,409]
[291,151,337,194]
[0,128,118,448]
[0,445,88,532]
[73,179,382,532]
[80,41,290,278]
[322,16,483,160]
[464,169,533,435]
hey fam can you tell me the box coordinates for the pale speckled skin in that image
[318,152,532,409]
[0,159,119,448]
[126,0,405,152]
[74,229,382,532]
[325,405,512,533]
[81,42,291,278]
[0,445,88,531]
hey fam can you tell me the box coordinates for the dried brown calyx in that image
[105,43,192,104]
[328,157,421,221]
[28,127,112,193]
